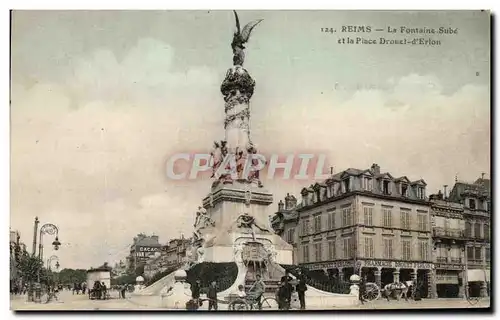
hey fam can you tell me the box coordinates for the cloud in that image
[11,37,490,269]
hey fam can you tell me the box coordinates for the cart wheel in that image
[363,283,381,302]
[261,297,279,310]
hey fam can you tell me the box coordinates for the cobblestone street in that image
[10,291,490,311]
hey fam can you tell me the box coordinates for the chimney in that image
[481,172,485,180]
[330,167,334,175]
[278,200,284,211]
[370,163,380,175]
[443,185,448,199]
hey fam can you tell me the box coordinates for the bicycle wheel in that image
[228,299,249,311]
[261,297,279,310]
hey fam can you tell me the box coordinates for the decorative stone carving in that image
[161,270,192,309]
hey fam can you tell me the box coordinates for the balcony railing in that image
[450,257,462,263]
[436,257,448,263]
[468,259,483,265]
[433,228,464,238]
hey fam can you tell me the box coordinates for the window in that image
[400,210,410,229]
[467,246,474,261]
[302,219,310,236]
[342,207,352,227]
[475,247,482,261]
[314,215,322,233]
[328,240,336,260]
[402,240,412,260]
[419,240,428,260]
[383,208,392,227]
[401,184,408,197]
[474,222,482,239]
[343,179,350,193]
[302,245,310,263]
[383,180,390,195]
[465,221,472,237]
[418,214,428,231]
[314,243,322,262]
[417,187,425,199]
[286,228,295,243]
[363,207,373,226]
[469,199,476,210]
[364,237,374,258]
[327,211,335,230]
[485,247,490,262]
[343,237,353,259]
[363,177,373,191]
[383,238,393,259]
[484,224,490,241]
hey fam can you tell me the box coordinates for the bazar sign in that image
[364,260,434,270]
[304,260,355,270]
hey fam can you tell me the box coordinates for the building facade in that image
[272,164,434,297]
[126,233,162,272]
[446,177,491,297]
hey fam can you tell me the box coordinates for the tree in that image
[17,252,44,283]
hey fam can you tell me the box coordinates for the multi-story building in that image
[127,233,162,272]
[429,191,466,298]
[164,237,191,266]
[447,177,491,297]
[272,164,434,297]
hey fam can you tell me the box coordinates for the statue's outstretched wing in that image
[233,10,241,34]
[241,19,263,42]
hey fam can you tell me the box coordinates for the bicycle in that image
[227,293,279,310]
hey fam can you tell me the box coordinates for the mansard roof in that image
[394,176,411,183]
[411,179,427,186]
[375,172,395,180]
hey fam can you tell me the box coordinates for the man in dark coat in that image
[296,270,308,310]
[191,279,201,303]
[207,281,218,311]
[278,277,293,310]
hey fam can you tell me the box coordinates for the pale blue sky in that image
[10,10,490,268]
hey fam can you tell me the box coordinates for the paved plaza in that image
[10,290,490,311]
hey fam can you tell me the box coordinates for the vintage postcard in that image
[10,10,490,311]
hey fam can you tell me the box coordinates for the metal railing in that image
[433,228,464,238]
[436,257,448,263]
[450,257,462,263]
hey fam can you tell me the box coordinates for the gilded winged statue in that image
[231,11,263,66]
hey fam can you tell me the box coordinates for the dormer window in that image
[401,184,408,197]
[343,179,350,193]
[382,180,390,195]
[469,199,476,210]
[416,186,425,200]
[363,177,373,191]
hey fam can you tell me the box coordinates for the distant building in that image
[127,233,162,272]
[272,164,433,297]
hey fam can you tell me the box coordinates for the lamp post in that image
[32,221,61,303]
[462,244,469,300]
[47,255,60,288]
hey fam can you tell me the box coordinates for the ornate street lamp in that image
[38,223,60,261]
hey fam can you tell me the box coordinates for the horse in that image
[383,282,410,301]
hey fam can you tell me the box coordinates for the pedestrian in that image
[191,279,201,306]
[249,274,265,309]
[101,282,107,300]
[296,270,307,310]
[120,284,127,299]
[207,281,218,311]
[359,276,366,305]
[278,278,293,310]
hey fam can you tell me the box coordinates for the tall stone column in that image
[428,269,437,299]
[480,281,488,297]
[393,268,400,283]
[221,67,254,155]
[374,268,382,288]
[458,270,465,299]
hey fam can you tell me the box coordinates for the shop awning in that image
[467,269,490,282]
